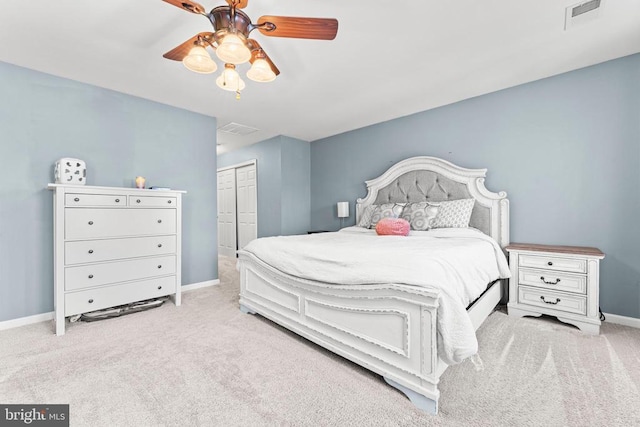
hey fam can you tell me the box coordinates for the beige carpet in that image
[1,256,639,426]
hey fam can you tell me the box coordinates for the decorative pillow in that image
[430,199,475,229]
[369,203,406,229]
[357,205,376,228]
[400,202,439,231]
[375,218,410,236]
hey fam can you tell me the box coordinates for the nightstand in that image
[506,243,605,335]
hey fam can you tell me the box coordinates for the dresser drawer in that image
[129,195,177,207]
[65,255,176,291]
[65,276,176,316]
[518,268,587,294]
[66,193,126,207]
[65,208,176,239]
[65,236,176,265]
[518,286,586,315]
[519,254,586,274]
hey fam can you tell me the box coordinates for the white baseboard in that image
[0,311,54,331]
[182,279,220,292]
[604,313,640,329]
[0,279,220,332]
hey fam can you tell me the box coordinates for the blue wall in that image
[0,61,218,323]
[310,53,640,318]
[218,135,310,236]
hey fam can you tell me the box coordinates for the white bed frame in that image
[237,156,509,414]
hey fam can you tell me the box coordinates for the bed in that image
[236,156,510,414]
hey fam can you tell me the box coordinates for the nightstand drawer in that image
[519,269,586,294]
[518,286,586,315]
[519,254,586,274]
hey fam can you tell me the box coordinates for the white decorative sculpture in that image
[54,158,86,185]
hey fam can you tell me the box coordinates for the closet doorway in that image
[217,160,258,257]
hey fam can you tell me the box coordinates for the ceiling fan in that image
[162,0,339,98]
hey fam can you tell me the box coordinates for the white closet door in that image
[236,164,257,250]
[217,169,237,257]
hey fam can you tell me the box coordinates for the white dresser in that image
[506,243,604,334]
[48,184,185,335]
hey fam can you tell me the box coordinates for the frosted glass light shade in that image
[215,34,251,65]
[247,58,276,82]
[337,202,349,218]
[216,66,246,92]
[182,45,217,74]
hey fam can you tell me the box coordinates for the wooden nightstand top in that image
[506,243,604,258]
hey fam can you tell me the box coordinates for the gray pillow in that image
[369,203,405,229]
[400,202,439,231]
[430,199,475,228]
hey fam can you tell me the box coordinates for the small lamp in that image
[337,201,349,229]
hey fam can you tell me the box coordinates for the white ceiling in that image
[1,1,639,154]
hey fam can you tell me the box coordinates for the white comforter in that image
[240,226,511,365]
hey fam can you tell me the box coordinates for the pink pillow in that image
[375,218,410,236]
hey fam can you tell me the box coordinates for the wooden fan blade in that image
[225,0,249,9]
[163,32,214,61]
[247,39,280,76]
[162,0,206,14]
[257,16,338,40]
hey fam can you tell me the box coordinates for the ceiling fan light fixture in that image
[216,64,246,92]
[247,58,276,83]
[215,33,252,65]
[182,45,217,74]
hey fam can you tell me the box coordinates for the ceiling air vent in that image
[565,0,603,30]
[218,122,259,136]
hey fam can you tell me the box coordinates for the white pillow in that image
[430,199,475,229]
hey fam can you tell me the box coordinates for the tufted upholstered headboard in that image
[356,157,509,247]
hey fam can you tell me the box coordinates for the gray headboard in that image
[356,157,509,247]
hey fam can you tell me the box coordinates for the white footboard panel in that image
[238,252,443,406]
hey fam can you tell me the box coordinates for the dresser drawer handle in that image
[88,249,94,254]
[540,276,561,285]
[157,265,162,269]
[88,299,94,304]
[74,197,80,202]
[540,296,560,305]
[88,274,94,279]
[157,219,162,223]
[136,199,141,203]
[88,221,94,225]
[157,244,163,248]
[115,198,120,203]
[157,285,162,290]
[547,261,553,266]
[167,200,172,204]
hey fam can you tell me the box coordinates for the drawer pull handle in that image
[88,249,94,254]
[88,221,94,225]
[540,296,561,305]
[157,219,162,223]
[540,276,561,285]
[88,274,94,279]
[158,244,163,248]
[88,299,94,304]
[74,197,80,202]
[157,286,162,290]
[115,198,120,203]
[547,261,553,266]
[157,265,162,269]
[136,199,141,203]
[167,200,172,204]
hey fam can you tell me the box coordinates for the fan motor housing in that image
[209,6,254,38]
